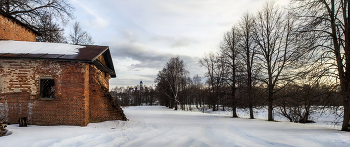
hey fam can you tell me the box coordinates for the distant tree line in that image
[154,0,350,131]
[110,85,156,106]
[0,0,93,44]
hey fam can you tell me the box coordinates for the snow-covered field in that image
[1,106,350,147]
[199,106,343,130]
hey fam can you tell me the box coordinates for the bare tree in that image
[199,53,218,111]
[192,75,202,108]
[69,21,94,45]
[36,13,67,43]
[277,74,337,123]
[253,2,300,121]
[291,0,350,131]
[0,0,73,29]
[155,56,188,110]
[237,13,258,119]
[155,70,173,108]
[149,86,155,105]
[199,52,229,112]
[220,27,241,117]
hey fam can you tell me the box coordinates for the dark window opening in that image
[40,79,55,98]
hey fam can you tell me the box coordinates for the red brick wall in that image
[89,65,122,122]
[0,14,36,42]
[0,92,31,124]
[0,59,90,126]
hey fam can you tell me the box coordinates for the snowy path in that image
[1,106,350,147]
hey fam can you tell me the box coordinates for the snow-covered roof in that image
[0,40,84,55]
[0,40,116,78]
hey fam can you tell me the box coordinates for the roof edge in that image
[92,60,116,78]
[90,46,108,62]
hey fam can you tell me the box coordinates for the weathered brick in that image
[0,14,36,42]
[0,59,122,126]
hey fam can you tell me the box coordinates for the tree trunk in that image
[341,92,350,131]
[169,99,172,108]
[340,0,350,131]
[268,75,274,121]
[232,106,238,117]
[268,84,274,121]
[249,104,254,119]
[232,69,237,117]
[246,29,254,119]
[247,69,254,119]
[268,101,273,121]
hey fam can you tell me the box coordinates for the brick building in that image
[0,10,39,42]
[0,11,126,126]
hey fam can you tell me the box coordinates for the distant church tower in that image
[140,79,143,91]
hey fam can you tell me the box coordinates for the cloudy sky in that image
[66,0,290,88]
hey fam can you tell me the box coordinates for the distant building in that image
[129,86,134,91]
[140,80,143,91]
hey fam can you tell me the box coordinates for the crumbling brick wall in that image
[89,65,123,122]
[0,59,90,126]
[0,58,125,126]
[0,14,36,42]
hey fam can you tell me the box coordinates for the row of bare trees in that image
[198,0,350,131]
[0,0,93,44]
[155,57,188,110]
[153,56,209,111]
[110,0,349,131]
[121,0,350,131]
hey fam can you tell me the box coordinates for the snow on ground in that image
[1,106,350,147]
[198,106,343,130]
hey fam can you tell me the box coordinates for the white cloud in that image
[71,0,110,30]
[69,0,290,87]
